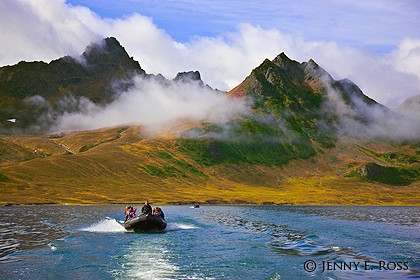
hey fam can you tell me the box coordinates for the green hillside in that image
[0,124,418,205]
[177,53,382,169]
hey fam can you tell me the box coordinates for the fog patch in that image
[394,95,420,121]
[51,75,249,135]
[24,95,49,107]
[322,80,420,142]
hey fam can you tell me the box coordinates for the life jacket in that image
[130,208,137,217]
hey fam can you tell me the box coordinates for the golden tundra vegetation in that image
[0,125,419,205]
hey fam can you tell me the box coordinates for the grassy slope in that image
[0,125,419,205]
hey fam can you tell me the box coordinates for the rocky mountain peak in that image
[302,59,334,85]
[272,52,298,67]
[172,71,213,90]
[81,37,145,75]
[173,71,202,83]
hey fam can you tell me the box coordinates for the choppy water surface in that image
[0,205,419,279]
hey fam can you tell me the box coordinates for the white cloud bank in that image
[51,76,249,134]
[1,0,420,108]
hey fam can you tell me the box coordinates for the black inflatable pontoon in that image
[123,215,167,231]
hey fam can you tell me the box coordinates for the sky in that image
[66,0,420,52]
[1,0,420,107]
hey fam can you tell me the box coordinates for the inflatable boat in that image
[123,215,167,231]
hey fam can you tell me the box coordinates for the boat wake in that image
[118,238,181,279]
[80,218,126,233]
[165,223,198,231]
[80,218,197,233]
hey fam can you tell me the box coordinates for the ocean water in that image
[0,205,419,279]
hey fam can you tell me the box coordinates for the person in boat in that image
[125,206,129,221]
[125,206,137,221]
[153,207,165,220]
[141,200,152,216]
[129,206,137,218]
[125,206,130,221]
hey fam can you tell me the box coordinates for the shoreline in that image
[2,202,419,207]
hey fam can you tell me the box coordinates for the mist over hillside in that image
[1,37,419,143]
[0,37,249,135]
[228,52,420,142]
[396,94,420,120]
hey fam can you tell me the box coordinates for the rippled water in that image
[0,205,419,279]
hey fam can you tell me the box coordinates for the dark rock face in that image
[173,71,202,83]
[172,71,215,91]
[360,163,388,178]
[359,163,419,185]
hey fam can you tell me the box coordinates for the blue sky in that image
[66,0,420,53]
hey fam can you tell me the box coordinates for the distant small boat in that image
[123,215,166,231]
[193,203,200,208]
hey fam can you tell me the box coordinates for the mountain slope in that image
[229,53,389,141]
[0,125,418,205]
[176,53,397,169]
[0,37,145,133]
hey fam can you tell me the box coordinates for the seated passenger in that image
[125,206,132,221]
[141,200,152,216]
[124,206,137,221]
[153,207,165,220]
[128,207,137,219]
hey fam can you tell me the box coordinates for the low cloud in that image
[51,75,249,134]
[24,95,49,107]
[395,94,420,121]
[320,78,420,142]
